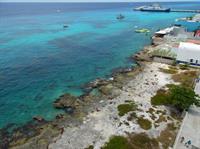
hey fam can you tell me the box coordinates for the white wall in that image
[176,42,200,65]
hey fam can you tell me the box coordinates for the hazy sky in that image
[0,0,198,2]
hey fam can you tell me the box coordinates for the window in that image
[190,59,193,63]
[196,60,198,64]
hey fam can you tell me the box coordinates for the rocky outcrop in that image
[53,94,82,110]
[83,78,110,92]
[33,116,44,122]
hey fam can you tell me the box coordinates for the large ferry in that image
[134,4,171,12]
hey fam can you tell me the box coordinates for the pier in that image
[171,9,200,13]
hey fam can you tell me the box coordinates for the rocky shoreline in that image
[0,47,147,149]
[0,24,191,149]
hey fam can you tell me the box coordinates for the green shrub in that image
[151,85,200,112]
[137,117,152,130]
[102,134,159,149]
[117,103,137,116]
[169,85,200,111]
[159,68,177,74]
[151,89,169,106]
[179,64,189,70]
[102,136,130,149]
[129,133,159,149]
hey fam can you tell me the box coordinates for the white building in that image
[176,42,200,66]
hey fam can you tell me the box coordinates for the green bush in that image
[137,117,152,130]
[151,85,200,112]
[159,68,177,74]
[129,133,159,149]
[117,103,136,116]
[151,89,169,106]
[169,85,200,111]
[102,134,159,149]
[102,136,130,149]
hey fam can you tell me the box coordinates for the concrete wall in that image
[153,57,175,65]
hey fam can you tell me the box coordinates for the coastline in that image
[1,40,175,149]
[0,44,148,149]
[0,36,151,148]
[1,14,199,148]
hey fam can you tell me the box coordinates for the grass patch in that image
[102,136,130,149]
[137,117,152,130]
[117,102,137,116]
[157,123,177,149]
[179,64,189,70]
[172,71,198,88]
[159,68,177,74]
[151,89,169,106]
[102,133,159,149]
[128,133,159,149]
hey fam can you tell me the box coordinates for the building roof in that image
[176,42,200,61]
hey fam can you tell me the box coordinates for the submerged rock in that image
[53,93,82,110]
[83,78,110,92]
[33,116,44,122]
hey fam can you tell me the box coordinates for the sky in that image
[0,0,198,2]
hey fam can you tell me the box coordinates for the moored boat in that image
[117,14,125,20]
[134,4,171,12]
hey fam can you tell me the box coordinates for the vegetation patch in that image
[152,85,200,112]
[101,136,130,149]
[157,123,177,149]
[137,117,152,130]
[128,133,159,149]
[151,89,169,106]
[179,64,189,70]
[117,102,137,116]
[159,68,177,74]
[102,133,159,149]
[169,85,200,111]
[172,71,198,88]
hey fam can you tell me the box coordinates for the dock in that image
[171,9,200,13]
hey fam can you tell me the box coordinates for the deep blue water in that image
[0,2,199,129]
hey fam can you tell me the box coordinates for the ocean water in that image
[0,2,199,129]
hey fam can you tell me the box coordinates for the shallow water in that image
[0,2,199,128]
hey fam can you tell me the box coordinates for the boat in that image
[63,24,69,28]
[117,14,125,20]
[134,3,171,12]
[135,28,150,33]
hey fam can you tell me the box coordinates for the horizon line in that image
[0,1,199,2]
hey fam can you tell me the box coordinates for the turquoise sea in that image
[0,2,200,129]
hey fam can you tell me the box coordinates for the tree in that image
[169,85,200,111]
